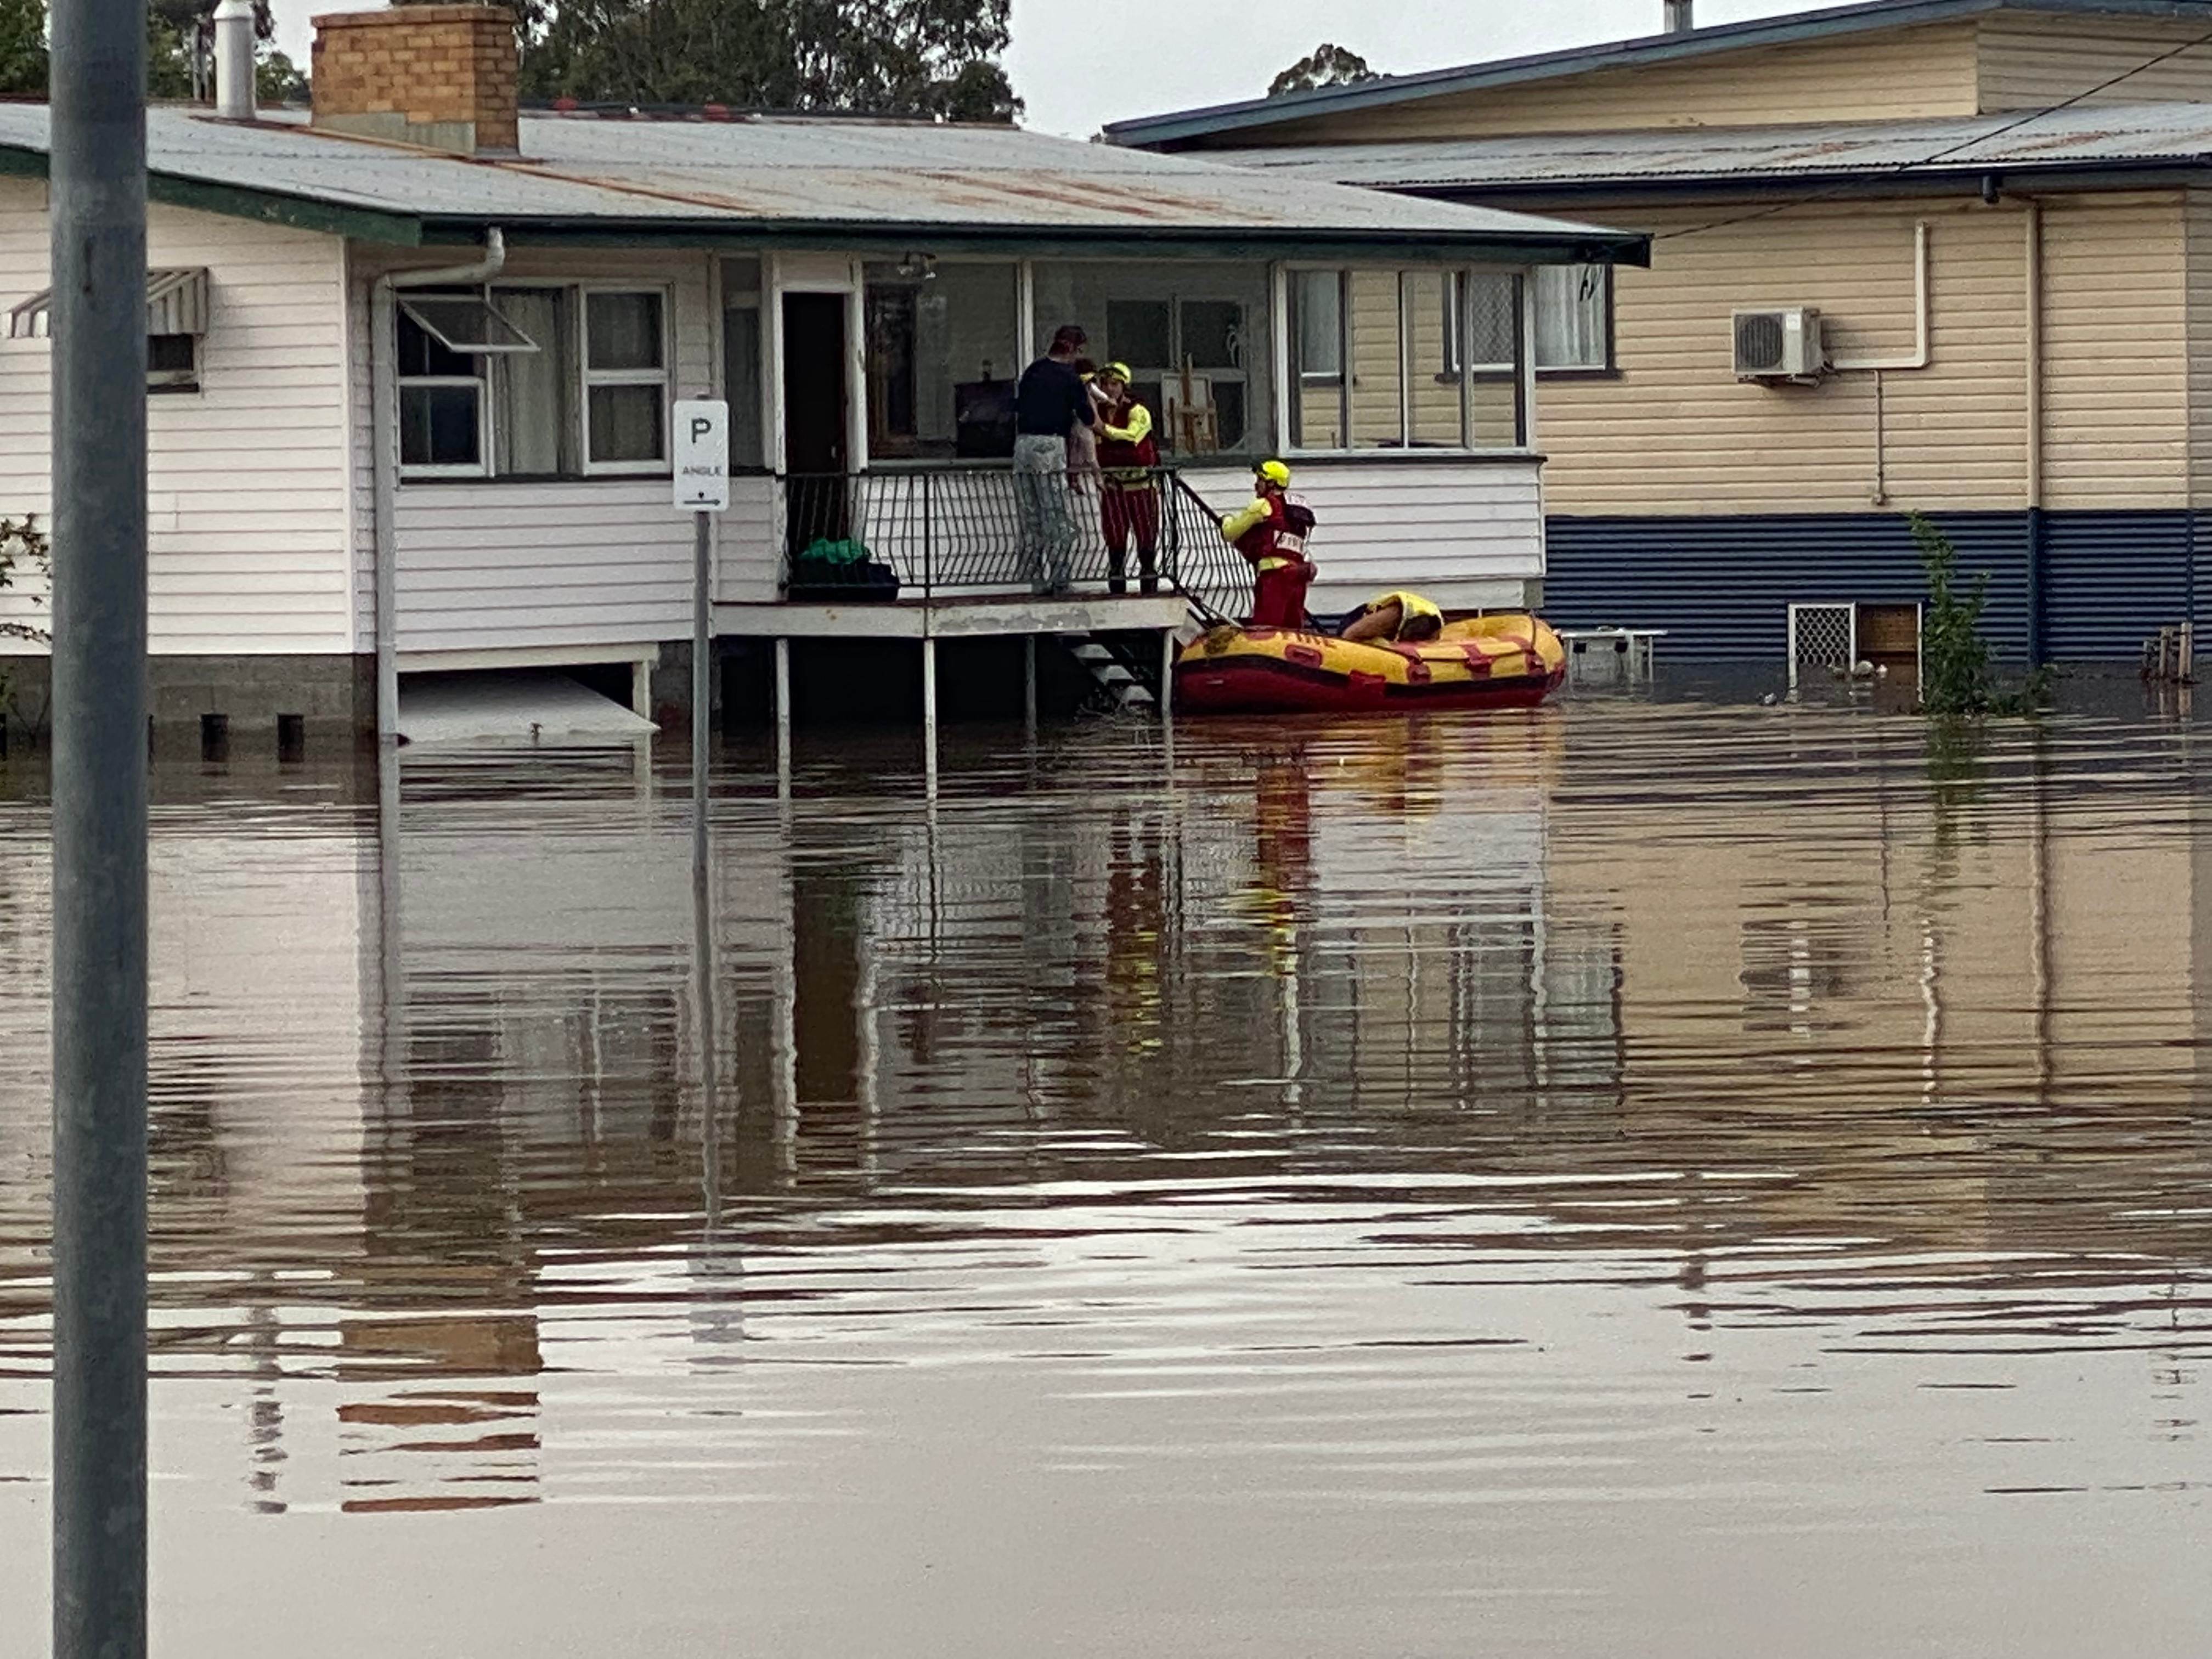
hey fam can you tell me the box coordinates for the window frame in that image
[1279,260,1532,459]
[9,267,212,396]
[1109,292,1255,459]
[1435,264,1617,380]
[394,280,675,483]
[1531,262,1617,377]
[397,294,540,356]
[396,292,492,479]
[1285,266,1350,450]
[1448,270,1526,379]
[578,284,674,478]
[855,255,1025,467]
[146,332,201,396]
[720,256,770,473]
[1292,268,1346,387]
[397,374,491,479]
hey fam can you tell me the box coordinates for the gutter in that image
[370,229,506,741]
[411,217,1652,266]
[0,145,426,244]
[1254,157,2212,209]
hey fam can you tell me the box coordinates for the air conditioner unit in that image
[1734,306,1825,382]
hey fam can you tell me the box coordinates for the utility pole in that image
[47,0,150,1646]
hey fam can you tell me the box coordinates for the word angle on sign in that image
[674,399,730,512]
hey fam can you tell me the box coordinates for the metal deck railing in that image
[778,467,1251,624]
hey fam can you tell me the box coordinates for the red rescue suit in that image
[1096,402,1159,592]
[1223,488,1313,630]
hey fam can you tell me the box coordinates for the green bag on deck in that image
[802,536,870,566]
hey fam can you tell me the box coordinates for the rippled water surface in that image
[5,695,2212,1657]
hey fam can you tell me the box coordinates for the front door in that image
[782,292,849,553]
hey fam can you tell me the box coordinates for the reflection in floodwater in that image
[3,703,2212,1655]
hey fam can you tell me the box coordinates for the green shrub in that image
[0,513,50,730]
[1911,511,2052,716]
[0,512,49,645]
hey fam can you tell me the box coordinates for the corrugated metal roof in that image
[1203,101,2212,191]
[1103,0,2212,149]
[0,105,1646,259]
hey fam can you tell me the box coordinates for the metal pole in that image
[692,703,720,1238]
[1023,634,1037,737]
[922,635,939,800]
[49,0,149,1643]
[695,861,721,1229]
[687,506,720,1226]
[692,509,711,826]
[773,636,791,798]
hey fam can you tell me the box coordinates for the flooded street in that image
[3,694,2212,1657]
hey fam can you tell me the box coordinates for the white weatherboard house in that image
[0,4,1645,740]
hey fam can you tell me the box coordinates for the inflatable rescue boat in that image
[1173,613,1568,715]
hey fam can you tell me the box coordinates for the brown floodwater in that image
[4,689,2212,1657]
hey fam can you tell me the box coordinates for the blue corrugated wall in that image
[1543,509,2203,662]
[2039,513,2194,661]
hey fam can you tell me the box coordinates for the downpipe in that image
[1826,219,1930,509]
[371,228,506,740]
[2023,198,2047,665]
[1829,218,1931,374]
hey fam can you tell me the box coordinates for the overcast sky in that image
[268,0,1864,136]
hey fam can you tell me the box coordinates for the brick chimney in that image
[311,5,519,156]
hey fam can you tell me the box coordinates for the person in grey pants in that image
[1013,324,1096,594]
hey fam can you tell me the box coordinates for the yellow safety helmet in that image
[1256,458,1291,488]
[1104,360,1132,384]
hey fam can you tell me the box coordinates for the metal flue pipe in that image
[212,0,255,120]
[1664,0,1694,32]
[48,0,149,1646]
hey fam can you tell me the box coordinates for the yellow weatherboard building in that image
[1113,0,2212,663]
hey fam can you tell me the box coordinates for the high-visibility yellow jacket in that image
[1359,590,1446,639]
[1097,403,1156,484]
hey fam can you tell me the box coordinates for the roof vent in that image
[1663,0,1694,32]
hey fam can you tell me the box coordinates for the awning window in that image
[7,266,211,340]
[398,295,539,354]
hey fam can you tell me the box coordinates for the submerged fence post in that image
[48,0,150,1646]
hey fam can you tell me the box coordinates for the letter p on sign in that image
[673,399,731,512]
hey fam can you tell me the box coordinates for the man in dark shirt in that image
[1013,324,1094,594]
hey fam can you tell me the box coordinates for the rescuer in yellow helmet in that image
[1093,362,1160,593]
[1219,459,1314,630]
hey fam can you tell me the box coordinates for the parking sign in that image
[673,399,730,511]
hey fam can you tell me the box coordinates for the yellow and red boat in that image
[1173,613,1568,715]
